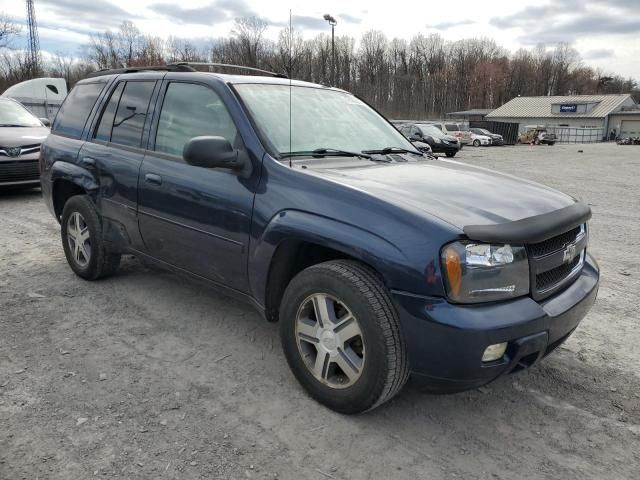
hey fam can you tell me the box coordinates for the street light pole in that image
[323,14,337,86]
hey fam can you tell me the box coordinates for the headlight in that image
[441,242,529,303]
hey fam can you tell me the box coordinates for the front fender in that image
[248,209,410,307]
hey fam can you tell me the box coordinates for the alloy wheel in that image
[66,212,91,267]
[295,293,365,389]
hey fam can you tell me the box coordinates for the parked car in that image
[518,126,557,145]
[0,97,50,190]
[469,131,491,147]
[40,65,599,413]
[429,122,471,146]
[470,128,504,146]
[398,122,460,157]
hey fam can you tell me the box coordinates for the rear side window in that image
[94,82,125,142]
[52,82,105,139]
[445,124,460,131]
[111,81,155,148]
[154,82,238,157]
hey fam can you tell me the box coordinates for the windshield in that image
[235,84,415,156]
[418,124,446,138]
[0,99,42,127]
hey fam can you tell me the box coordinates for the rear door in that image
[79,74,161,250]
[137,80,255,292]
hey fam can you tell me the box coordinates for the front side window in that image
[235,84,414,156]
[155,82,238,157]
[111,81,155,148]
[0,99,42,127]
[419,125,445,138]
[52,82,106,138]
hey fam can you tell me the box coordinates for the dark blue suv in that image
[40,64,599,413]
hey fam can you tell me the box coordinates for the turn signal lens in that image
[444,247,462,297]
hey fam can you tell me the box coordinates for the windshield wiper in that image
[361,146,422,155]
[280,148,372,160]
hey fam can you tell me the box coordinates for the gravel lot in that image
[1,142,638,479]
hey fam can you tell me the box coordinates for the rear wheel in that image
[473,139,480,147]
[61,195,120,280]
[279,260,409,414]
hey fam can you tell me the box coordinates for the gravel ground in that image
[1,142,639,479]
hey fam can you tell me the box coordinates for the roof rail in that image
[86,64,197,78]
[168,62,288,79]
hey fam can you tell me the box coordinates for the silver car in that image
[0,97,50,189]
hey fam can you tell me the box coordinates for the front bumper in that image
[392,253,599,392]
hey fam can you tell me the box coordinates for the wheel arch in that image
[250,210,407,322]
[50,162,99,220]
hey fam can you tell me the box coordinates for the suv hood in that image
[304,159,575,230]
[0,126,49,147]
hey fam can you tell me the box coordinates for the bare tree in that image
[0,13,21,48]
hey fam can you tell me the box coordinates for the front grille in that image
[0,143,41,157]
[0,160,40,183]
[527,224,586,299]
[528,226,581,258]
[536,254,581,291]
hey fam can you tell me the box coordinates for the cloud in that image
[339,14,363,24]
[430,19,474,30]
[581,48,615,60]
[290,15,332,30]
[489,1,640,45]
[149,0,260,26]
[149,3,228,25]
[39,0,136,29]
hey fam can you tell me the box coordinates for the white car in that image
[470,132,491,147]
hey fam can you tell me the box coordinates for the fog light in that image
[482,342,508,362]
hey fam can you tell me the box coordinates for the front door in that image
[137,81,255,292]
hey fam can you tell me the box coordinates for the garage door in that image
[620,120,640,137]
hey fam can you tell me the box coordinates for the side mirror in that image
[183,136,244,170]
[40,117,51,127]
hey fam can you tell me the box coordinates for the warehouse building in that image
[486,94,640,142]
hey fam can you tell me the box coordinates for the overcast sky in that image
[4,0,640,79]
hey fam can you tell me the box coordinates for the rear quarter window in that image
[52,82,106,139]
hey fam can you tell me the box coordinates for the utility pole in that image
[26,0,41,78]
[323,14,337,86]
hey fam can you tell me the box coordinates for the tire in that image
[445,151,456,157]
[473,139,480,147]
[61,195,120,280]
[279,260,409,414]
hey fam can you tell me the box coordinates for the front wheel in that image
[61,195,121,280]
[279,260,409,414]
[445,151,457,157]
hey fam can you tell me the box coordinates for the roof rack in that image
[86,64,197,78]
[86,62,288,79]
[168,62,288,79]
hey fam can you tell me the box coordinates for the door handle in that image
[144,173,162,186]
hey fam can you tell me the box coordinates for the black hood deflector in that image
[463,202,591,244]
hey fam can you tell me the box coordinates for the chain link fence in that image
[546,127,604,144]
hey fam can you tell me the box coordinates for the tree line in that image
[1,15,637,119]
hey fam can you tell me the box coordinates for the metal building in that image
[485,94,640,142]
